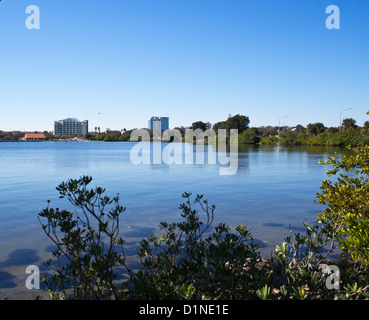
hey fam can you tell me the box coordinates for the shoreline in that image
[0,140,358,148]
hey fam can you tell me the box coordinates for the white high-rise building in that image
[54,118,89,136]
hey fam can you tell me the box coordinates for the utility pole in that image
[339,108,353,132]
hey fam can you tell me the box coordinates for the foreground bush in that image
[38,176,127,299]
[125,193,265,300]
[39,174,369,300]
[317,145,369,264]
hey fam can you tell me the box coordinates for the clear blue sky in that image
[0,0,368,132]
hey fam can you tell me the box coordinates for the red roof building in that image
[20,133,46,142]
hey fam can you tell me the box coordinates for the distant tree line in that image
[196,115,369,147]
[257,118,369,147]
[0,130,54,141]
[2,115,368,147]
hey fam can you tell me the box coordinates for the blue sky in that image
[0,0,368,132]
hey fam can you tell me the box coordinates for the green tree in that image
[84,133,93,140]
[295,124,305,134]
[327,127,339,134]
[306,123,325,136]
[316,146,369,264]
[342,118,357,132]
[279,131,299,145]
[191,121,207,131]
[258,126,278,137]
[213,114,250,134]
[226,114,250,133]
[362,121,369,135]
[238,129,261,144]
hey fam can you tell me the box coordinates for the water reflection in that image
[0,142,348,299]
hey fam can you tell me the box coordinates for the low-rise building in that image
[20,133,46,142]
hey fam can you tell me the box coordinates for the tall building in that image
[54,118,89,136]
[148,117,169,131]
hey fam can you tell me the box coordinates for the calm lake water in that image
[0,141,346,299]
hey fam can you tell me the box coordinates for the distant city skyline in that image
[1,1,368,132]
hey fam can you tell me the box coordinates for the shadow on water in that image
[262,222,285,228]
[0,249,40,268]
[0,249,41,290]
[0,271,17,289]
[262,222,309,233]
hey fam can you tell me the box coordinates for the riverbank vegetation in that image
[217,115,369,147]
[38,146,369,300]
[258,120,369,147]
[0,130,54,142]
[88,114,369,147]
[3,114,368,147]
